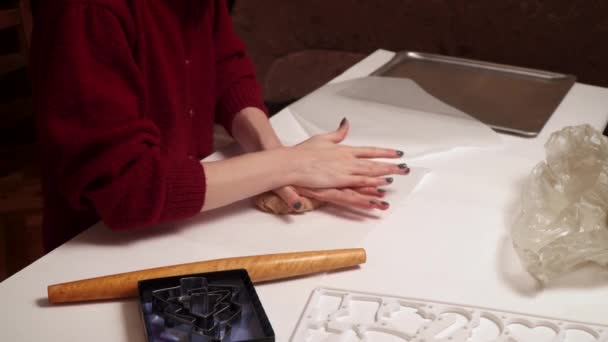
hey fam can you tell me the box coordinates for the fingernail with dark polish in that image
[339,117,347,127]
[293,202,302,210]
[398,163,408,169]
[377,188,386,193]
[385,177,394,184]
[396,150,404,157]
[381,201,390,207]
[403,167,411,175]
[370,201,377,205]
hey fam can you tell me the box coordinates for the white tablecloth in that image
[1,50,608,341]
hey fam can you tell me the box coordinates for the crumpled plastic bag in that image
[512,124,608,282]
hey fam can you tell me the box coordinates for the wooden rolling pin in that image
[48,248,366,304]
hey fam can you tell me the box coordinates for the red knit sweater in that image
[31,0,266,252]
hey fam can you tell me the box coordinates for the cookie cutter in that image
[149,277,242,341]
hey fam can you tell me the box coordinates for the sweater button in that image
[185,59,191,65]
[188,108,195,117]
[188,155,195,160]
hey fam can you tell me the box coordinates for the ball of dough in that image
[254,192,325,215]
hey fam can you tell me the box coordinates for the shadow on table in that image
[183,195,381,228]
[68,200,251,246]
[318,205,381,221]
[33,297,145,341]
[68,221,187,246]
[70,194,380,248]
[35,297,102,308]
[496,175,542,297]
[35,297,53,307]
[123,299,147,342]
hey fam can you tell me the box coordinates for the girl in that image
[31,0,408,252]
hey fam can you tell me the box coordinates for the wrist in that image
[270,146,300,186]
[280,146,304,185]
[232,107,283,152]
[259,135,283,150]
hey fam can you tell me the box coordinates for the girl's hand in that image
[274,185,393,212]
[273,118,409,211]
[286,118,408,189]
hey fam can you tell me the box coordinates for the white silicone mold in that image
[290,288,608,342]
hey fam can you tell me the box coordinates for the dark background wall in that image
[231,0,608,105]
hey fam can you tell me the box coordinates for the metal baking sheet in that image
[371,51,576,137]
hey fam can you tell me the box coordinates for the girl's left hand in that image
[273,184,391,212]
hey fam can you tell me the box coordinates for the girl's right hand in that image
[286,118,408,190]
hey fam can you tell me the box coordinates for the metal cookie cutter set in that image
[138,270,274,342]
[291,288,608,342]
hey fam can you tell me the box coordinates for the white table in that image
[1,50,608,341]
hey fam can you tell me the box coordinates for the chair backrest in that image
[0,0,33,71]
[17,0,33,61]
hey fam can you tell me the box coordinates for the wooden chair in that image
[0,0,33,135]
[0,0,32,73]
[0,0,40,282]
[0,170,43,281]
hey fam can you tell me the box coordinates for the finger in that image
[349,146,404,159]
[273,186,305,212]
[352,187,386,197]
[303,188,390,210]
[341,175,395,188]
[320,117,349,143]
[352,160,410,177]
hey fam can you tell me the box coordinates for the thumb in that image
[322,117,349,143]
[273,186,305,212]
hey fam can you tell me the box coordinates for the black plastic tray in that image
[138,269,275,342]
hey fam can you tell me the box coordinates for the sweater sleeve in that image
[32,4,206,230]
[212,0,267,135]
